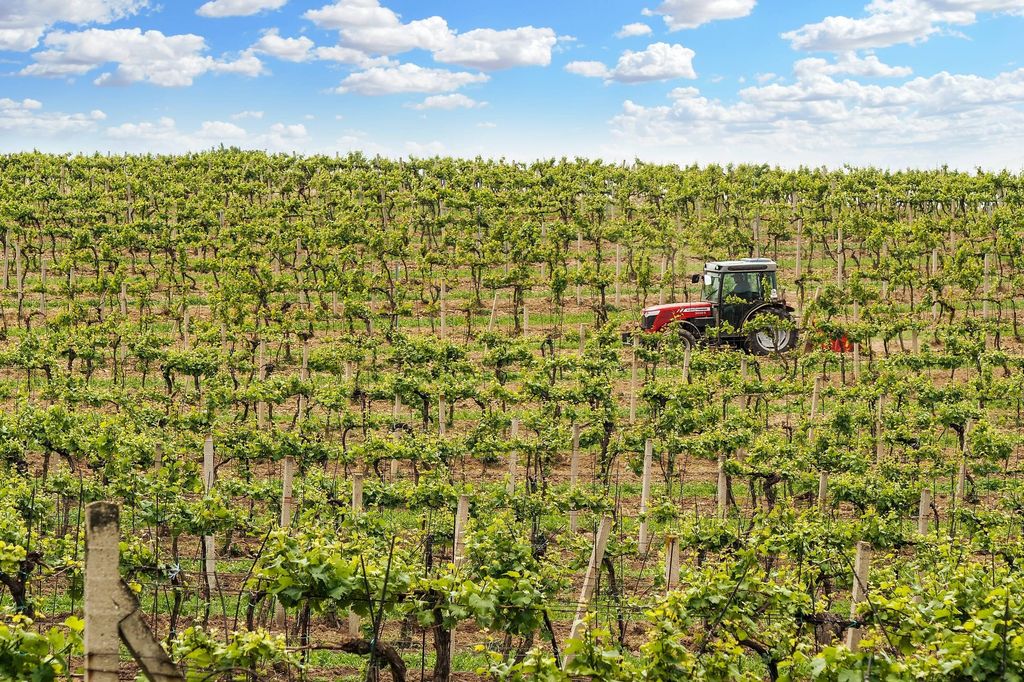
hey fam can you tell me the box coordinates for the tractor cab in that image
[697,259,780,332]
[640,258,796,354]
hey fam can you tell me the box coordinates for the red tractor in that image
[639,258,798,354]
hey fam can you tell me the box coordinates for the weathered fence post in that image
[716,452,727,519]
[453,494,470,566]
[629,335,638,423]
[564,516,613,669]
[845,541,872,650]
[569,423,581,533]
[664,535,680,592]
[202,436,217,593]
[86,502,185,682]
[638,439,653,553]
[507,418,519,496]
[85,502,120,682]
[918,487,932,536]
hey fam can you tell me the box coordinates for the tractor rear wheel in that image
[746,309,797,355]
[678,328,698,351]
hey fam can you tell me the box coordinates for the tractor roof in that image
[705,258,777,273]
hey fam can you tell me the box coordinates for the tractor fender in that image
[741,303,793,327]
[674,320,702,337]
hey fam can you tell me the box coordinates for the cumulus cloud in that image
[616,23,653,38]
[644,0,757,30]
[607,63,1024,167]
[566,42,697,83]
[304,0,558,70]
[782,0,1024,52]
[794,52,913,79]
[21,28,264,86]
[0,97,106,135]
[433,27,557,69]
[336,62,488,95]
[231,110,264,120]
[104,117,311,152]
[0,0,147,51]
[251,28,314,61]
[196,0,287,18]
[406,93,486,110]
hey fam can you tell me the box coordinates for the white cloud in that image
[616,23,653,38]
[231,110,264,120]
[794,52,913,79]
[304,1,558,69]
[251,29,314,62]
[433,27,557,69]
[0,97,105,135]
[644,0,757,30]
[195,120,248,139]
[607,64,1024,167]
[405,140,445,156]
[406,93,486,110]
[336,62,488,95]
[104,117,311,152]
[21,28,264,86]
[0,0,147,51]
[782,0,1024,52]
[305,1,450,54]
[755,72,778,83]
[197,0,287,18]
[565,61,611,78]
[566,42,697,83]
[477,121,497,128]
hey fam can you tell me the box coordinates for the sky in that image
[1,0,1024,168]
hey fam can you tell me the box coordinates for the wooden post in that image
[507,419,519,496]
[297,340,309,422]
[579,323,585,354]
[836,224,844,286]
[681,344,692,382]
[438,393,446,437]
[522,301,529,337]
[201,437,217,593]
[39,253,46,317]
[488,290,499,332]
[348,473,364,636]
[818,472,828,512]
[85,502,121,682]
[614,243,622,307]
[716,452,727,519]
[638,439,653,553]
[564,515,614,668]
[257,338,267,429]
[154,442,163,470]
[875,399,884,461]
[629,335,638,423]
[440,276,447,340]
[982,253,991,321]
[845,541,872,650]
[182,305,191,349]
[810,376,822,421]
[85,502,184,682]
[576,231,583,306]
[119,282,128,316]
[352,473,364,514]
[569,423,581,532]
[852,301,860,381]
[280,456,295,528]
[918,487,932,535]
[453,494,470,566]
[664,535,680,592]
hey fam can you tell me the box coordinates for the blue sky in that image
[2,0,1024,168]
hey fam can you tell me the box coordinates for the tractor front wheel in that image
[746,309,797,355]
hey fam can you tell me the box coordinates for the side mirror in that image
[690,274,701,284]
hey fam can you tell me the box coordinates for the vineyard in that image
[1,151,1024,681]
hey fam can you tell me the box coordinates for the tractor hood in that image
[641,301,714,331]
